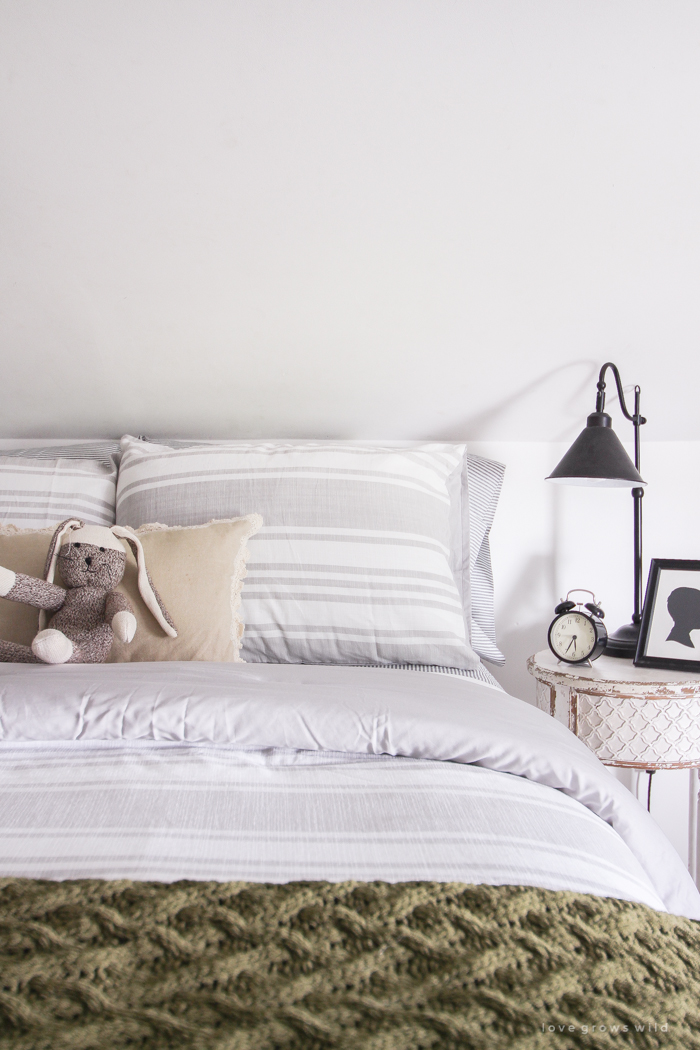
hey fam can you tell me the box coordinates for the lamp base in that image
[604,621,640,659]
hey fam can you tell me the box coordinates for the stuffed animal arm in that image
[0,566,16,597]
[0,567,137,651]
[0,567,65,610]
[0,519,176,665]
[104,591,137,643]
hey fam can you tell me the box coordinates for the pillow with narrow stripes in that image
[0,441,120,465]
[465,454,506,665]
[0,456,117,529]
[116,436,480,670]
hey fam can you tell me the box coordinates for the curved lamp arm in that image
[596,361,647,472]
[597,362,648,631]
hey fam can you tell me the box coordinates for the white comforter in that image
[0,663,698,920]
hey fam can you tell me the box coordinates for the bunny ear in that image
[39,518,84,631]
[111,527,178,638]
[43,519,85,583]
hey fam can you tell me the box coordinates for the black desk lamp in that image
[546,362,647,658]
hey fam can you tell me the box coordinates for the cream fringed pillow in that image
[0,525,53,646]
[108,516,262,663]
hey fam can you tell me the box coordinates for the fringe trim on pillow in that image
[133,515,264,662]
[0,524,55,535]
[228,514,263,660]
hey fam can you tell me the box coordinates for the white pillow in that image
[0,441,120,465]
[116,436,479,670]
[466,454,505,665]
[0,455,117,529]
[142,437,506,666]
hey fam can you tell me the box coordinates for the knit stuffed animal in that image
[0,518,177,664]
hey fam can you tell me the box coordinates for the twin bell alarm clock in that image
[547,589,607,664]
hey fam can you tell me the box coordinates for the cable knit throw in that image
[1,879,699,1049]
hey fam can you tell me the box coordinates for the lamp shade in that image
[546,412,646,488]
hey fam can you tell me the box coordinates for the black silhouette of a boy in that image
[666,587,700,648]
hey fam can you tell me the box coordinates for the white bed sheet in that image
[0,663,698,919]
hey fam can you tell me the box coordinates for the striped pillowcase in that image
[369,662,503,688]
[465,454,506,665]
[0,441,121,465]
[148,437,506,667]
[116,437,480,670]
[0,456,117,529]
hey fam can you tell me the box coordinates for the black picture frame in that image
[635,559,700,672]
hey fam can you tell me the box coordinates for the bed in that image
[1,439,699,1048]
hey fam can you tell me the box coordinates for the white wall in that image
[1,1,700,440]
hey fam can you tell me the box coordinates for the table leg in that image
[689,768,699,886]
[645,770,655,812]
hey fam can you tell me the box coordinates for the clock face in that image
[549,612,597,661]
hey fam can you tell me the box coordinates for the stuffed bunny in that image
[0,518,177,664]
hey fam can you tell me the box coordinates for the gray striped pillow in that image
[145,437,506,666]
[116,437,479,670]
[465,454,505,665]
[0,441,121,465]
[369,662,503,688]
[0,456,117,529]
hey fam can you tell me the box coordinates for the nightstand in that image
[528,650,700,884]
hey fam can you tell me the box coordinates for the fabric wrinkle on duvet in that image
[0,662,698,919]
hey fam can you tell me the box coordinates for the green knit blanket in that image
[0,879,699,1050]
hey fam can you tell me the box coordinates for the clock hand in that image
[565,635,577,653]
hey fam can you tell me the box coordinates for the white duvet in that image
[0,663,698,920]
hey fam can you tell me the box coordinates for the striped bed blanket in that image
[0,663,698,915]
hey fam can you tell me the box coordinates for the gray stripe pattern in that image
[0,456,118,529]
[116,437,479,669]
[134,438,507,666]
[0,441,121,465]
[367,663,502,687]
[466,454,506,664]
[0,740,663,907]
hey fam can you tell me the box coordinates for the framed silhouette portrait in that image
[635,559,700,672]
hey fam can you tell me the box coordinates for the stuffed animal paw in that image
[0,566,16,597]
[112,610,137,644]
[32,629,74,665]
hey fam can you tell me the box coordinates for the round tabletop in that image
[529,649,700,690]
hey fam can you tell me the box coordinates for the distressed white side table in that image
[527,650,700,884]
